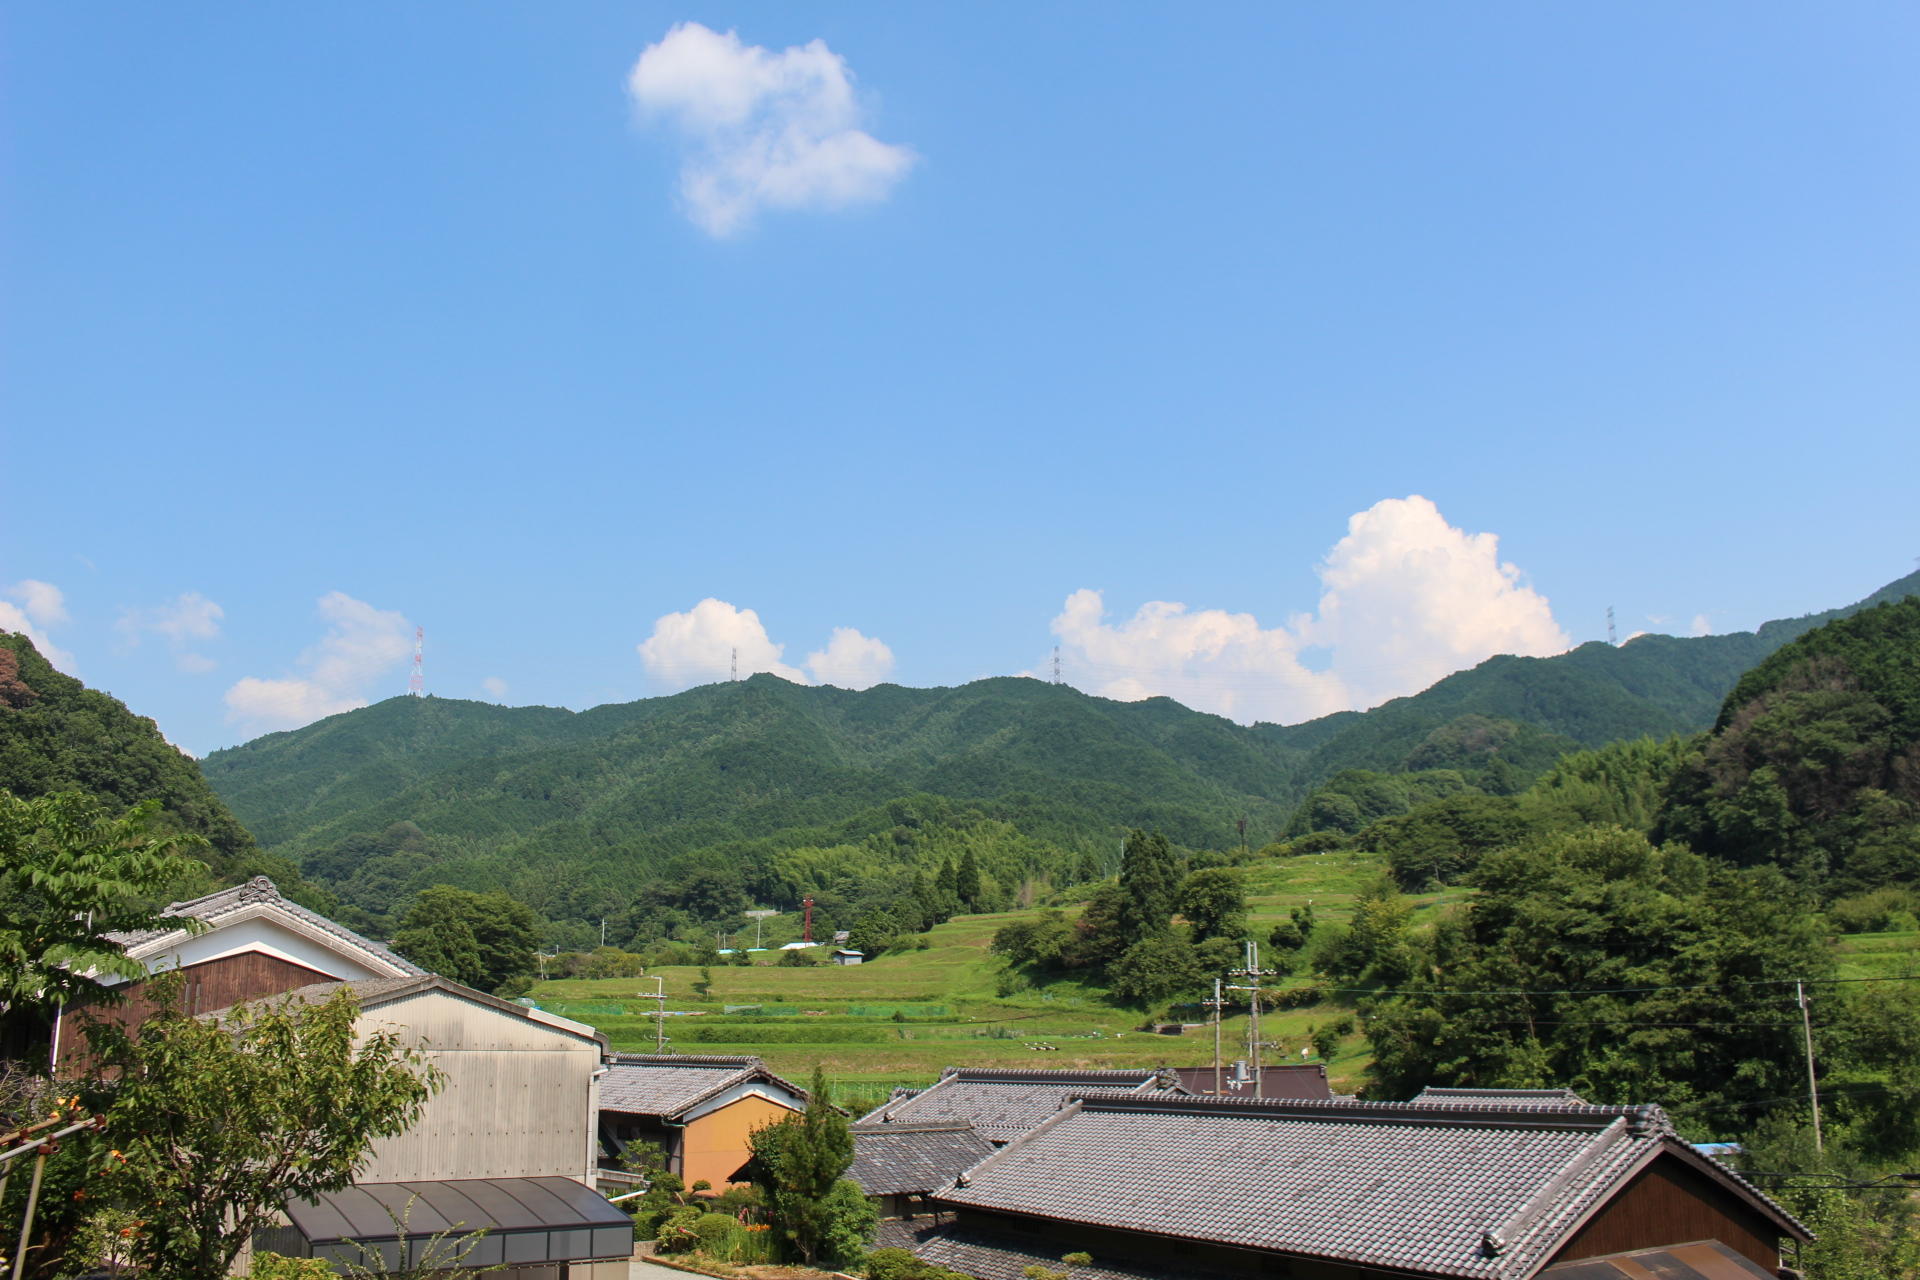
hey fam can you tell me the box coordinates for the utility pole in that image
[1227,940,1276,1098]
[600,918,607,948]
[1797,980,1823,1152]
[1206,977,1225,1094]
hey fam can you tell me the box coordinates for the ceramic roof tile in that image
[850,1124,998,1196]
[107,876,425,975]
[862,1068,1178,1141]
[598,1054,810,1120]
[932,1094,1804,1280]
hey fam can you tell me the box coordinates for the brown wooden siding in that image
[58,951,334,1071]
[1547,1155,1781,1272]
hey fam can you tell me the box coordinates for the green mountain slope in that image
[1261,568,1920,779]
[0,631,258,873]
[202,569,1920,923]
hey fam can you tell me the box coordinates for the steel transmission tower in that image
[407,627,425,696]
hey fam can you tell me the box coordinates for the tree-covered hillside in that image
[200,569,1920,933]
[0,633,254,872]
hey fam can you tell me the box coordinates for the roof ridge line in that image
[1482,1116,1629,1259]
[952,1098,1084,1189]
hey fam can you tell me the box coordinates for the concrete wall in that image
[355,989,603,1183]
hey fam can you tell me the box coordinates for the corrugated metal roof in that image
[850,1123,998,1196]
[932,1094,1807,1280]
[876,1217,1240,1280]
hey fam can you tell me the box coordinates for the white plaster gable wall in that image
[681,1077,807,1125]
[154,916,389,980]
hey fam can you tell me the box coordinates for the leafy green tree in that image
[0,791,206,1055]
[1067,883,1131,970]
[87,979,439,1280]
[1107,935,1203,1009]
[955,849,983,910]
[990,911,1075,973]
[1361,827,1830,1119]
[747,1065,870,1266]
[1176,868,1247,943]
[390,885,539,992]
[1116,829,1180,939]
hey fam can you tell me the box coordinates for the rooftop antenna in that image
[1606,607,1617,647]
[407,627,425,696]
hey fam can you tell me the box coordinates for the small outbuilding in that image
[597,1054,810,1190]
[832,948,865,965]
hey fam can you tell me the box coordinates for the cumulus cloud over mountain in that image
[1051,496,1569,725]
[225,592,414,733]
[638,598,894,690]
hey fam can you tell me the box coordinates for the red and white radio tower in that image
[407,627,425,697]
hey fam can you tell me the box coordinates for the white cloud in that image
[482,676,510,701]
[637,598,895,692]
[806,626,895,689]
[628,22,917,236]
[225,592,414,734]
[0,579,75,672]
[1050,496,1570,725]
[639,598,808,688]
[1690,613,1713,637]
[117,591,224,672]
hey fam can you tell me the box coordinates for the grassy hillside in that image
[526,846,1427,1097]
[528,840,1919,1101]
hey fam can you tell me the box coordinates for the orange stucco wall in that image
[681,1093,804,1189]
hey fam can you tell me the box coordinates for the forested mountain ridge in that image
[0,632,256,866]
[1258,566,1920,781]
[196,569,1920,930]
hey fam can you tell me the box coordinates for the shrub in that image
[249,1255,334,1279]
[1828,887,1920,934]
[694,1211,746,1258]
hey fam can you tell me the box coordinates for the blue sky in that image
[3,3,1917,755]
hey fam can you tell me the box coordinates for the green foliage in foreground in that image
[0,791,206,1053]
[747,1064,875,1267]
[84,979,441,1280]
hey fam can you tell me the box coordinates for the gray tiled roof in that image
[107,876,424,975]
[850,1123,998,1197]
[598,1054,809,1120]
[1171,1064,1332,1100]
[858,1068,1179,1142]
[1417,1087,1594,1107]
[876,1216,1239,1280]
[933,1094,1809,1280]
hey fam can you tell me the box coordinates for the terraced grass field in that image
[526,847,1919,1105]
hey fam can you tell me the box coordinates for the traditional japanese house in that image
[596,1053,810,1190]
[900,1092,1810,1280]
[855,1067,1183,1145]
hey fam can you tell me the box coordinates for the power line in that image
[1283,973,1920,999]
